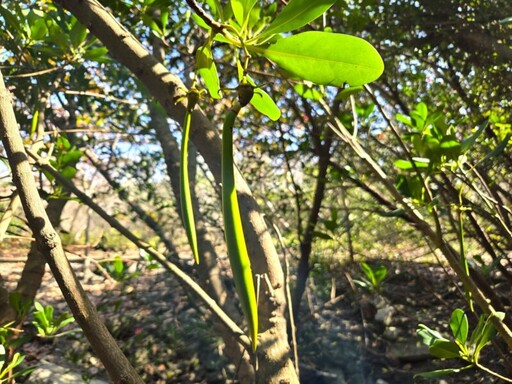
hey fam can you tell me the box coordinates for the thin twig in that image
[185,0,223,32]
[0,69,144,384]
[26,149,253,352]
[271,221,300,377]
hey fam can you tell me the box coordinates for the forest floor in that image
[1,242,510,383]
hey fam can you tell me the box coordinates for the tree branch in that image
[185,0,223,32]
[0,69,144,384]
[53,2,298,381]
[27,148,252,353]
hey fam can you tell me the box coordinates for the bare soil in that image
[1,242,510,383]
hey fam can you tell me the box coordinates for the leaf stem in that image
[475,362,512,382]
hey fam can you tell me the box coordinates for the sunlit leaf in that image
[294,83,325,101]
[411,102,428,128]
[114,257,124,274]
[250,88,280,121]
[230,0,257,26]
[259,0,335,39]
[29,17,48,41]
[335,86,363,101]
[396,113,413,127]
[394,158,430,170]
[196,45,221,99]
[83,47,109,62]
[450,309,469,345]
[417,324,448,346]
[192,13,211,30]
[61,166,77,180]
[429,340,461,359]
[205,0,219,18]
[70,20,88,48]
[479,134,511,164]
[461,120,487,152]
[373,266,388,283]
[473,312,503,357]
[254,32,384,87]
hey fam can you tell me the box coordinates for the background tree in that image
[0,0,511,383]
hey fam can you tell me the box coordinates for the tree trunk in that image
[54,1,298,381]
[0,68,144,384]
[293,141,331,320]
[149,34,254,382]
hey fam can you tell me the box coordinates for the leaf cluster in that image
[32,301,76,338]
[416,308,505,379]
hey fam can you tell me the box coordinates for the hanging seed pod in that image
[221,102,258,351]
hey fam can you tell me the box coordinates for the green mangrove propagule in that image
[180,91,200,264]
[221,84,258,351]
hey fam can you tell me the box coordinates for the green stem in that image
[458,188,473,311]
[180,108,200,264]
[222,103,258,351]
[475,362,512,382]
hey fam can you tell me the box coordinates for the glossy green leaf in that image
[312,231,333,240]
[70,20,88,48]
[192,13,211,30]
[250,88,281,121]
[373,266,388,283]
[440,136,461,150]
[61,149,83,166]
[142,14,163,36]
[335,86,363,101]
[29,17,48,41]
[230,0,257,26]
[429,339,461,359]
[254,31,384,87]
[83,47,109,62]
[57,135,71,150]
[205,0,219,18]
[417,324,448,346]
[473,312,504,357]
[196,45,221,99]
[479,134,511,164]
[231,0,244,25]
[160,9,169,34]
[46,20,71,51]
[425,136,440,152]
[360,262,373,282]
[415,366,472,379]
[411,102,428,129]
[394,158,430,170]
[113,257,124,274]
[396,113,413,127]
[461,120,487,153]
[439,135,461,159]
[294,83,325,101]
[260,0,335,39]
[61,166,77,180]
[450,309,469,345]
